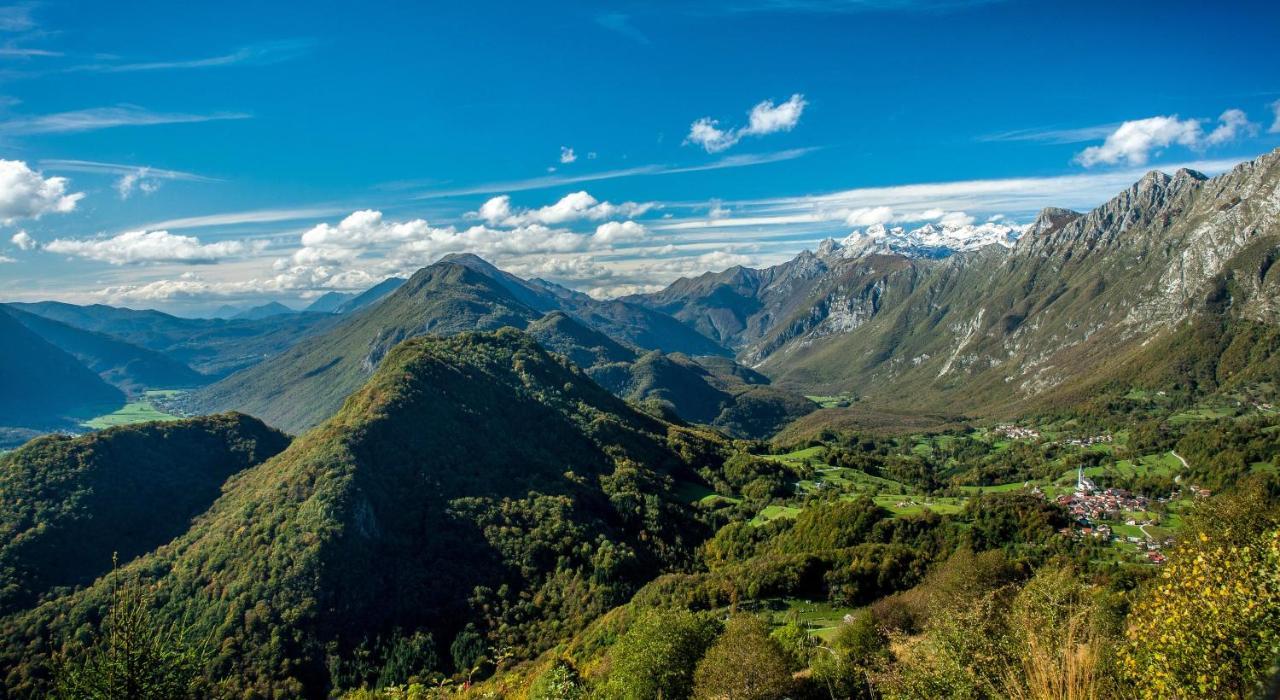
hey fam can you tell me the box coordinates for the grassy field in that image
[82,390,185,429]
[805,394,855,409]
[755,598,861,641]
[750,504,803,525]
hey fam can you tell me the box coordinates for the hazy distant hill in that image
[303,291,355,313]
[232,301,297,320]
[3,305,207,393]
[9,301,339,378]
[0,329,725,697]
[0,308,124,430]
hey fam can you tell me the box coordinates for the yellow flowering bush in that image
[1120,527,1280,698]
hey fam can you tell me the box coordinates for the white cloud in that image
[1075,110,1257,167]
[686,118,738,154]
[592,220,648,246]
[11,230,36,250]
[45,230,265,265]
[844,205,895,227]
[938,211,975,227]
[685,94,807,153]
[1270,100,1280,134]
[746,94,806,136]
[114,168,164,199]
[559,146,577,164]
[0,160,84,223]
[473,191,653,227]
[0,254,14,263]
[1205,108,1258,145]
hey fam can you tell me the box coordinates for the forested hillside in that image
[0,329,733,697]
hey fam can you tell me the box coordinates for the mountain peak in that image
[1026,207,1082,237]
[438,252,499,270]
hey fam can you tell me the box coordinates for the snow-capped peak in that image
[821,219,1026,260]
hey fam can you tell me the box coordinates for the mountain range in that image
[187,254,811,437]
[626,149,1280,429]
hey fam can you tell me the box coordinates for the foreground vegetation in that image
[1,328,1278,699]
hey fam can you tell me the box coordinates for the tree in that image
[376,630,438,689]
[692,615,793,700]
[600,609,719,700]
[449,623,487,676]
[52,567,206,700]
[528,658,587,700]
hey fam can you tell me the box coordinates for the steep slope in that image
[0,413,288,614]
[624,251,832,351]
[3,305,207,393]
[189,261,543,433]
[8,301,338,378]
[0,309,124,429]
[332,277,406,313]
[0,329,726,697]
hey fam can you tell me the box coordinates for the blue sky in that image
[0,0,1277,314]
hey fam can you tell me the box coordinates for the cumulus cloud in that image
[45,229,265,265]
[685,94,807,153]
[10,230,35,250]
[559,146,577,164]
[592,220,648,246]
[1270,100,1280,134]
[1076,110,1258,167]
[0,159,84,223]
[844,205,895,227]
[473,191,653,227]
[1205,108,1258,146]
[938,211,976,227]
[267,206,657,294]
[0,254,14,263]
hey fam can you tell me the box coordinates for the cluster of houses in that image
[993,424,1041,439]
[1063,433,1113,447]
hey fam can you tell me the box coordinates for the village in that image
[1047,466,1209,565]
